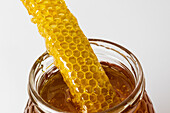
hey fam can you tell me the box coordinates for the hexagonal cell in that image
[85,72,92,79]
[90,94,97,102]
[69,30,76,36]
[101,88,108,95]
[60,42,68,49]
[89,79,97,87]
[65,23,73,30]
[81,79,88,86]
[76,30,82,36]
[90,65,97,72]
[85,58,92,65]
[62,29,68,36]
[93,60,99,66]
[81,51,89,58]
[69,43,76,50]
[101,102,108,109]
[73,50,80,57]
[65,49,72,56]
[105,95,112,104]
[97,95,105,103]
[77,44,84,51]
[77,57,84,65]
[57,35,64,42]
[73,24,79,30]
[80,36,87,43]
[73,64,80,71]
[63,18,69,23]
[69,18,76,25]
[53,15,61,22]
[57,22,64,29]
[53,28,61,35]
[73,36,81,44]
[45,15,53,21]
[60,15,67,22]
[65,36,72,43]
[58,11,65,18]
[78,86,84,93]
[85,86,92,93]
[49,22,57,28]
[81,93,89,100]
[94,87,101,95]
[93,72,101,80]
[97,79,104,87]
[84,43,90,50]
[81,65,88,72]
[69,57,76,64]
[77,71,84,79]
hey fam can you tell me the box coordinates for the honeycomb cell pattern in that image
[21,0,121,112]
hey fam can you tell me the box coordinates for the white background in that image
[0,0,170,112]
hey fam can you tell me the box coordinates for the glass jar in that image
[24,39,155,113]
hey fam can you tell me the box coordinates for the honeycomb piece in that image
[21,0,121,112]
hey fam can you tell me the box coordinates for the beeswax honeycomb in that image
[21,0,120,112]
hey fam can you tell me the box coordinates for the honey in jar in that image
[24,39,155,113]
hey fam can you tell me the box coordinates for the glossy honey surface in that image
[39,62,135,112]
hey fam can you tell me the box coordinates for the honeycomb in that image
[21,0,121,112]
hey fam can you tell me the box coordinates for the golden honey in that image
[38,62,135,112]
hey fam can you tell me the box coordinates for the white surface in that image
[0,0,169,112]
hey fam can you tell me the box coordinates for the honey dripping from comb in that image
[21,0,121,112]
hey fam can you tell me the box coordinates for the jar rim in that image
[28,38,144,113]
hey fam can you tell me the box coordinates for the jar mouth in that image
[28,38,144,113]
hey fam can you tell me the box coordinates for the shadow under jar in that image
[24,38,155,113]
